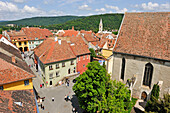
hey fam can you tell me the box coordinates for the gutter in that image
[113,51,170,62]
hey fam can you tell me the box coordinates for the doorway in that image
[141,91,147,101]
[50,81,52,85]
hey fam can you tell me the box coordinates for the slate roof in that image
[69,36,90,56]
[34,38,76,64]
[114,12,170,61]
[0,89,36,113]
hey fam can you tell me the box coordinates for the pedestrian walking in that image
[40,84,42,88]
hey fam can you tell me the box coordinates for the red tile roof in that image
[7,30,28,41]
[22,27,53,40]
[69,36,90,56]
[63,30,79,37]
[0,58,35,85]
[0,89,37,113]
[34,39,76,64]
[114,12,170,61]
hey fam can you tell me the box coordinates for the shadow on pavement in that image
[71,95,84,113]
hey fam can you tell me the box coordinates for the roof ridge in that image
[44,41,56,63]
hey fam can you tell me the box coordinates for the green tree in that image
[89,48,96,62]
[145,93,170,113]
[145,84,160,112]
[0,28,2,34]
[73,61,131,113]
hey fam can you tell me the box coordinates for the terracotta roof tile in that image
[21,27,53,40]
[34,39,76,64]
[0,89,36,113]
[114,12,170,61]
[69,36,90,56]
[0,58,35,85]
[63,30,79,37]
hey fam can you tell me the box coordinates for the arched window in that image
[143,63,153,87]
[121,57,126,80]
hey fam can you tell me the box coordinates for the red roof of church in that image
[114,12,170,61]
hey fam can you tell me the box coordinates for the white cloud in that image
[134,2,170,11]
[0,1,65,20]
[23,5,43,14]
[105,4,127,13]
[95,8,106,12]
[79,4,91,10]
[12,0,25,3]
[0,1,19,12]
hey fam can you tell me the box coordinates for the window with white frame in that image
[56,63,59,69]
[49,65,53,70]
[87,54,88,59]
[79,56,80,61]
[83,55,85,60]
[62,62,65,67]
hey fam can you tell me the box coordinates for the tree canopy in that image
[73,61,131,113]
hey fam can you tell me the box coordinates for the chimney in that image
[58,39,61,45]
[72,26,74,30]
[54,36,58,42]
[12,56,16,63]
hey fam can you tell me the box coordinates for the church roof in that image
[114,12,170,61]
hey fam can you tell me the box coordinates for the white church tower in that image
[99,18,103,33]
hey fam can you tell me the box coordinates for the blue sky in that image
[0,0,169,20]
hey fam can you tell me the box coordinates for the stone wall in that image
[111,53,170,100]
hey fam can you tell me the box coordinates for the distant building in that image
[3,27,53,52]
[21,27,53,50]
[6,24,17,27]
[108,12,170,100]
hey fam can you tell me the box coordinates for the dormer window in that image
[18,38,21,40]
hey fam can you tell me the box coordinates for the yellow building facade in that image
[102,49,113,59]
[12,40,29,52]
[3,79,33,91]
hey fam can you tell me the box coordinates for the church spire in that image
[99,18,103,33]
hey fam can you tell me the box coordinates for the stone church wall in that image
[111,53,170,100]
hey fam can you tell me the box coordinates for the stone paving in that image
[23,51,83,113]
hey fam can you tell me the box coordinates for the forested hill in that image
[0,16,84,26]
[45,14,123,32]
[0,13,123,33]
